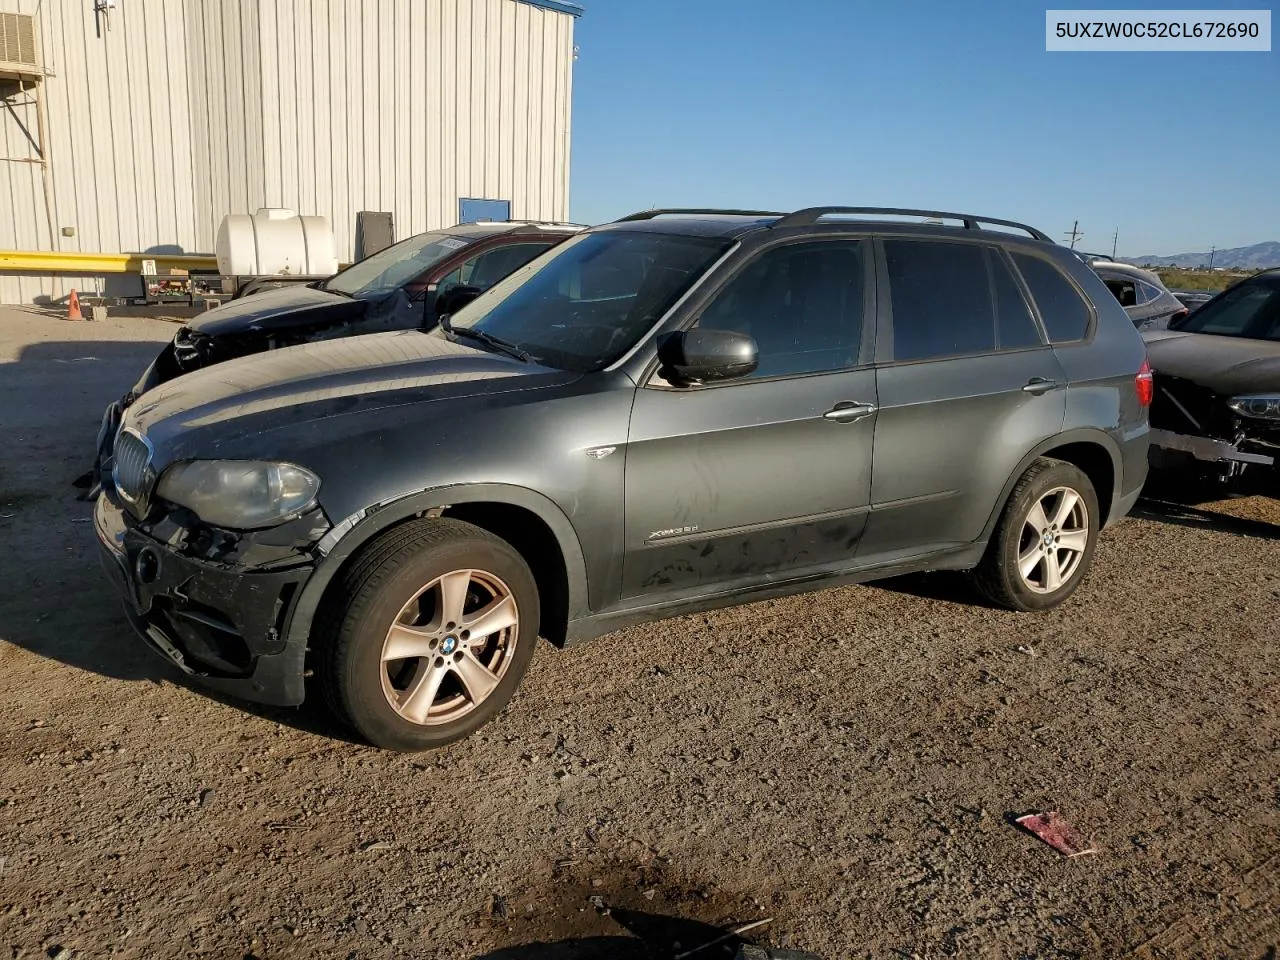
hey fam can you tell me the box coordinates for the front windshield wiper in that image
[440,315,532,363]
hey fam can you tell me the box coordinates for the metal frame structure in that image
[0,12,54,246]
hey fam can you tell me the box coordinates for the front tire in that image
[315,518,540,751]
[972,458,1099,612]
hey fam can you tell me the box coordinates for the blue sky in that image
[567,1,1278,257]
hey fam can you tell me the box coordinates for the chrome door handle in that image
[1022,377,1059,395]
[823,401,877,422]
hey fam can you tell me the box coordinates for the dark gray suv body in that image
[95,207,1151,750]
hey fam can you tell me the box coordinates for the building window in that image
[458,199,512,224]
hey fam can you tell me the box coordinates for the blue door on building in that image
[458,198,512,224]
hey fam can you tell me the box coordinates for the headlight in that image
[156,460,320,529]
[1227,395,1280,421]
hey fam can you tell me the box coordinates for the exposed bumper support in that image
[1148,428,1274,466]
[94,492,316,707]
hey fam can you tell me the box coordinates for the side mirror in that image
[435,283,483,317]
[656,329,758,385]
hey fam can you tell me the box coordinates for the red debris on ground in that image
[1016,811,1097,858]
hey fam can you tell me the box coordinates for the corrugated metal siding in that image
[0,0,575,304]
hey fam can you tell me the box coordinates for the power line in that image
[1064,220,1084,249]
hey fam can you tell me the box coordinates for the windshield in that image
[441,231,732,372]
[323,231,476,298]
[1172,276,1280,340]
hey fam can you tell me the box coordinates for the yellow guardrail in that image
[0,250,219,273]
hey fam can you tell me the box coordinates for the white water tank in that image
[215,208,338,279]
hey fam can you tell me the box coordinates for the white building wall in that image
[0,0,576,304]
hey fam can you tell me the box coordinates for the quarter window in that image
[1137,281,1166,305]
[1013,253,1093,342]
[698,240,866,378]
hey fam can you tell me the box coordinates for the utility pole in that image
[1064,220,1084,249]
[1111,229,1119,260]
[1208,245,1216,270]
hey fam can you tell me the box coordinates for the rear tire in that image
[315,518,540,751]
[972,458,1099,612]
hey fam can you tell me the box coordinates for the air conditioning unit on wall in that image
[0,12,42,79]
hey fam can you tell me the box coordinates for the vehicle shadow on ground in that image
[872,492,1280,608]
[869,570,997,609]
[10,337,171,368]
[0,337,360,745]
[474,938,656,959]
[474,908,754,959]
[1,339,174,684]
[192,681,366,744]
[1134,497,1280,540]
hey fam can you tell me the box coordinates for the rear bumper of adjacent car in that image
[93,491,316,707]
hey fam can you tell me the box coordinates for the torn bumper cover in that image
[1148,428,1275,467]
[93,492,320,706]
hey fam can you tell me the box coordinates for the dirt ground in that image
[1,307,1277,959]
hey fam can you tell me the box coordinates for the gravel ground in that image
[1,308,1277,959]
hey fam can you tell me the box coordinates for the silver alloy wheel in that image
[1016,485,1090,594]
[379,568,519,725]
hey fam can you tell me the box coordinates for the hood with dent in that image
[126,330,580,452]
[1143,329,1280,394]
[186,284,368,337]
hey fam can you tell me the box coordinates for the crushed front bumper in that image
[93,492,316,706]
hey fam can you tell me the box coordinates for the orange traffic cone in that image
[67,288,83,321]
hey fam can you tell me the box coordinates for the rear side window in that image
[1013,253,1092,342]
[884,240,992,361]
[1105,277,1138,307]
[883,240,1041,361]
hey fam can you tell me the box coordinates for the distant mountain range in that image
[1121,240,1280,270]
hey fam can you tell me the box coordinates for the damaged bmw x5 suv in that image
[96,207,1151,751]
[1143,268,1280,494]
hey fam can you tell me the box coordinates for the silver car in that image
[1088,259,1188,331]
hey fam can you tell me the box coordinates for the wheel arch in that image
[980,429,1123,543]
[286,483,589,651]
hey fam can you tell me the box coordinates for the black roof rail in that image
[770,207,1053,242]
[613,208,788,222]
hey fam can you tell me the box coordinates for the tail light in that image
[1136,358,1153,408]
[1169,308,1189,325]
